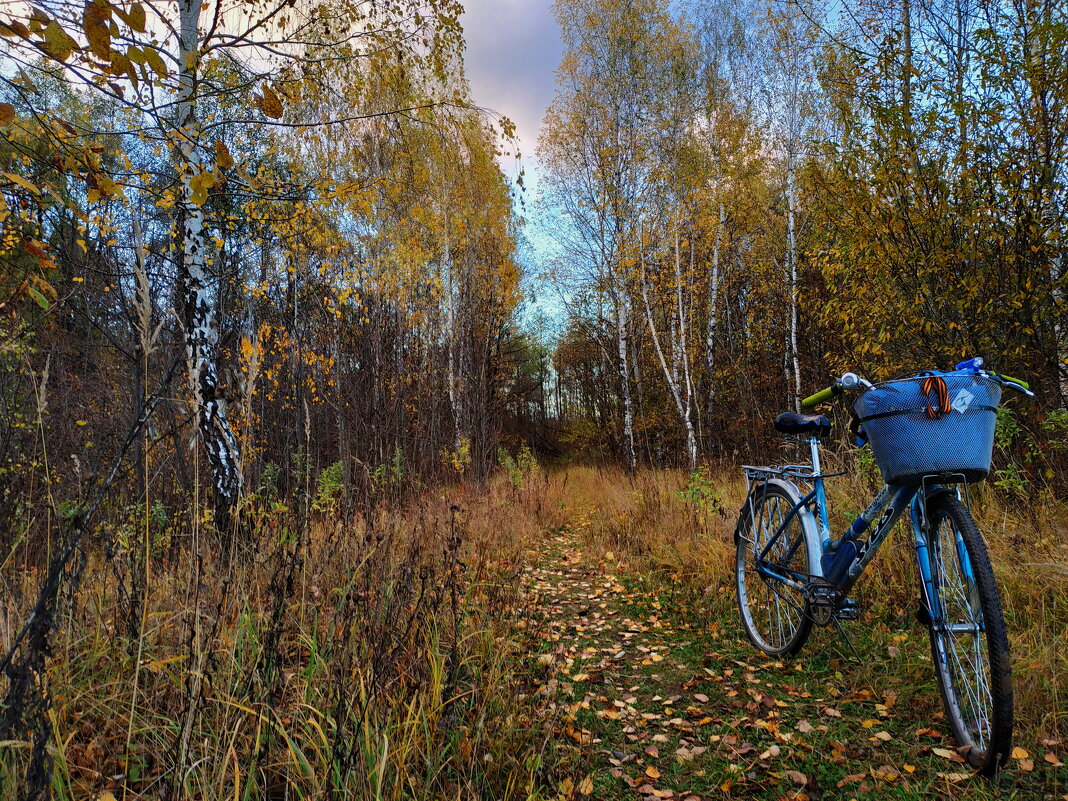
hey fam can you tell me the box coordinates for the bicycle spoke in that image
[737,485,811,655]
[931,514,994,752]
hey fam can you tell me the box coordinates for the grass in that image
[0,472,568,800]
[0,459,1065,799]
[529,462,1067,799]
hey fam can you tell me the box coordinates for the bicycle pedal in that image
[806,583,839,627]
[834,598,860,621]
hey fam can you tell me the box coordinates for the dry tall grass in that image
[0,473,566,800]
[549,457,1068,748]
[1,459,1064,799]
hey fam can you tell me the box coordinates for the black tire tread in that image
[735,484,813,657]
[925,494,1013,776]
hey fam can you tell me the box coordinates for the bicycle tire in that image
[923,493,1013,775]
[735,482,814,656]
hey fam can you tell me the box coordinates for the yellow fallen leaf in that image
[937,772,971,783]
[861,719,880,728]
[903,764,916,773]
[577,774,593,795]
[873,731,892,741]
[1012,746,1030,760]
[645,766,661,779]
[932,747,956,759]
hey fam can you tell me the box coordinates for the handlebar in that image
[801,372,868,409]
[801,385,836,409]
[801,362,1033,409]
[990,372,1030,392]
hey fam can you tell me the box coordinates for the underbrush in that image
[1,458,1064,799]
[551,458,1068,750]
[0,472,567,800]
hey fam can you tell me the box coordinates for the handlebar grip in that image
[801,385,836,409]
[993,373,1030,391]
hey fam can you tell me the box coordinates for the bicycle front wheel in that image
[735,482,813,656]
[923,493,1013,775]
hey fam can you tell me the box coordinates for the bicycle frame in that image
[742,436,974,608]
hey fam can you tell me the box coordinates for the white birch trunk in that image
[443,212,463,451]
[674,227,697,468]
[705,202,725,409]
[177,0,242,522]
[641,231,696,469]
[613,282,637,472]
[786,157,801,412]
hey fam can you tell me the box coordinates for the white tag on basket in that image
[952,388,974,414]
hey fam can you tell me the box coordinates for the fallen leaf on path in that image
[872,764,899,781]
[937,772,971,783]
[837,773,866,787]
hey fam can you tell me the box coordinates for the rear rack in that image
[742,464,846,482]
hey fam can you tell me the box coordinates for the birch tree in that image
[0,0,465,525]
[540,0,694,470]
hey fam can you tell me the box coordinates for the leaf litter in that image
[520,522,1059,800]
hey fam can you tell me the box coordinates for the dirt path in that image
[521,523,1061,801]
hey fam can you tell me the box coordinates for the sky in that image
[460,0,566,327]
[460,0,562,178]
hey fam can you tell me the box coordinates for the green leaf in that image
[41,21,78,61]
[27,286,49,310]
[143,46,167,78]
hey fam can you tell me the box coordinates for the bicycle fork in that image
[910,491,982,634]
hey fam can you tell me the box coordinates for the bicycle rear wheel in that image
[735,482,813,656]
[923,493,1013,775]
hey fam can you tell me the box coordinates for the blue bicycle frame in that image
[742,435,977,624]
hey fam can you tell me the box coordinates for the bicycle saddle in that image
[774,411,831,436]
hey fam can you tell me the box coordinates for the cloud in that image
[460,0,562,159]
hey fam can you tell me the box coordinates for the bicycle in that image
[734,357,1032,775]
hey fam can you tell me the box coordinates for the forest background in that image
[0,0,1066,797]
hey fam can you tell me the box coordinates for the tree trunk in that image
[705,201,725,412]
[640,227,697,470]
[674,227,697,469]
[613,283,637,472]
[786,157,801,412]
[177,0,242,527]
